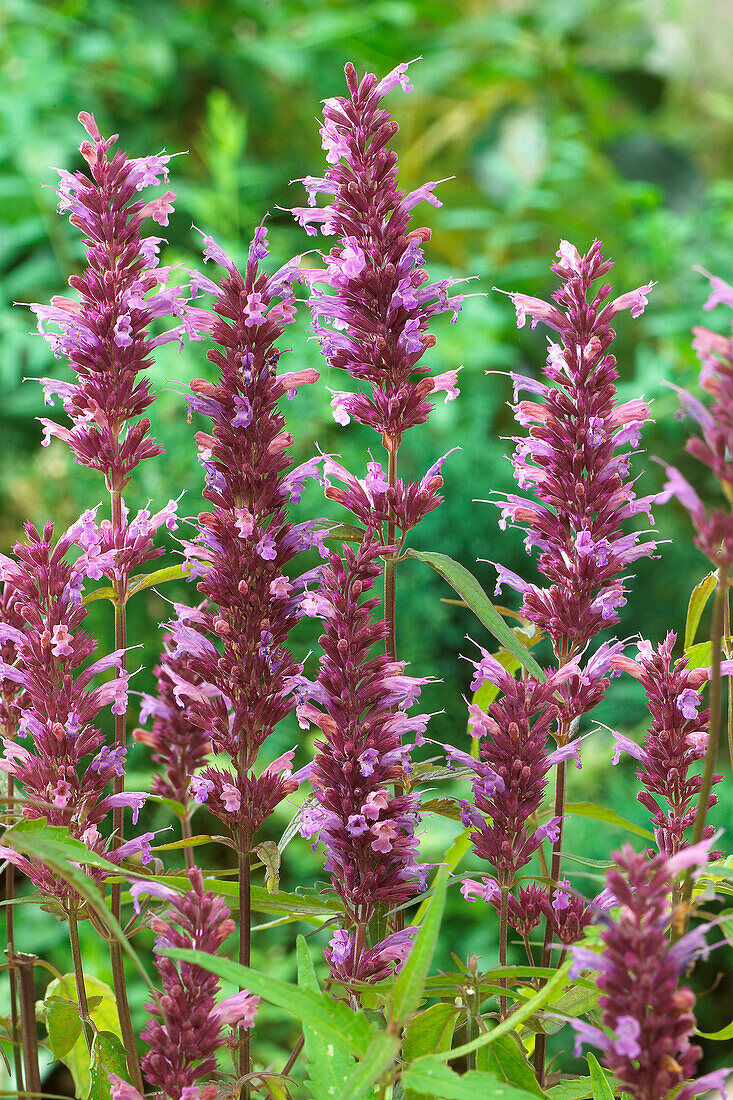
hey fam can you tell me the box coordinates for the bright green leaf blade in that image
[166,947,373,1057]
[402,1057,545,1100]
[477,1034,545,1097]
[685,572,717,650]
[390,866,448,1023]
[338,1031,400,1100]
[404,550,546,682]
[43,976,122,1099]
[296,935,354,1096]
[697,1017,733,1040]
[127,563,188,598]
[44,996,82,1060]
[587,1054,615,1100]
[546,1079,595,1100]
[404,1003,458,1100]
[685,640,712,670]
[564,803,654,841]
[311,519,365,544]
[82,586,118,606]
[88,1031,129,1100]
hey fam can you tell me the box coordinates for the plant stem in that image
[722,570,733,773]
[109,486,144,1094]
[68,910,92,1053]
[5,770,24,1095]
[499,883,509,1020]
[238,836,252,1097]
[16,953,41,1100]
[683,564,728,906]
[181,811,195,872]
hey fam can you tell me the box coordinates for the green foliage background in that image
[2,0,733,1086]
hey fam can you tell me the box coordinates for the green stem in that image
[238,837,252,1097]
[68,910,93,1053]
[181,811,195,872]
[5,770,24,1094]
[683,564,728,905]
[499,884,509,1020]
[17,953,41,1100]
[384,445,398,663]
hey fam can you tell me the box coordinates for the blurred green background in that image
[2,0,733,1089]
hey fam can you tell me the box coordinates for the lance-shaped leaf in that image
[389,865,448,1023]
[404,550,546,681]
[401,1057,546,1099]
[685,571,717,650]
[296,936,354,1097]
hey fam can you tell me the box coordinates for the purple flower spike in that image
[610,633,722,858]
[31,113,188,488]
[496,241,657,648]
[570,844,730,1100]
[140,867,258,1100]
[302,534,426,978]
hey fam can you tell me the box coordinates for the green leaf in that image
[404,1003,458,1100]
[166,947,373,1058]
[401,1057,544,1100]
[88,1032,128,1100]
[254,840,281,894]
[390,866,448,1023]
[82,586,118,606]
[338,1031,401,1100]
[477,1034,545,1097]
[296,935,354,1097]
[685,572,717,649]
[587,1054,615,1100]
[564,803,654,841]
[697,1017,733,1040]
[126,563,188,598]
[44,996,82,1060]
[42,976,122,1099]
[546,1079,595,1100]
[684,640,712,670]
[311,519,365,544]
[404,550,546,682]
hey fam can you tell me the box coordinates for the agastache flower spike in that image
[137,868,258,1100]
[173,223,319,1076]
[0,523,148,904]
[30,112,187,487]
[610,633,723,857]
[133,604,213,837]
[660,269,733,564]
[495,240,657,649]
[570,843,730,1100]
[300,533,426,981]
[295,60,466,669]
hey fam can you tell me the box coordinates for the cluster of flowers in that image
[1,61,731,1100]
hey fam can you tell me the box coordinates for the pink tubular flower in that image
[140,867,249,1100]
[495,240,657,648]
[570,844,730,1100]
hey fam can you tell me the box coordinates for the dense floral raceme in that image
[111,869,258,1100]
[571,843,729,1100]
[495,239,657,651]
[661,271,733,563]
[0,523,150,902]
[611,632,724,856]
[0,582,25,738]
[294,61,465,451]
[298,534,428,981]
[133,604,212,812]
[166,223,321,842]
[30,111,187,487]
